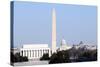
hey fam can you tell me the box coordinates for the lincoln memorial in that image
[20,44,51,60]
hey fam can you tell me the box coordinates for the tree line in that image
[40,47,97,64]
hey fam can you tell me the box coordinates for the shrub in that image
[11,52,28,63]
[40,53,50,60]
[49,50,70,64]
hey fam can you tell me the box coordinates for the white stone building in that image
[20,44,51,60]
[57,39,72,51]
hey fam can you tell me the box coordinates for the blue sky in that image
[13,1,97,48]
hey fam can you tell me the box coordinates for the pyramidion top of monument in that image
[23,44,49,48]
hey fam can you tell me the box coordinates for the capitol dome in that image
[61,39,67,46]
[58,39,72,51]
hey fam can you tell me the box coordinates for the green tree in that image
[11,52,28,63]
[49,50,70,64]
[40,53,50,60]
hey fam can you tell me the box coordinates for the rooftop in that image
[23,44,49,48]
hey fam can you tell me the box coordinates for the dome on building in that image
[61,39,67,46]
[57,39,72,51]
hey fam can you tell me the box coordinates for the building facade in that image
[20,44,51,60]
[58,39,72,51]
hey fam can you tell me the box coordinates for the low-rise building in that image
[20,44,51,60]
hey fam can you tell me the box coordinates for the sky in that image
[12,1,97,48]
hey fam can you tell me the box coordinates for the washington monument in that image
[52,8,56,54]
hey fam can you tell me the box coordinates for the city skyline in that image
[13,1,97,48]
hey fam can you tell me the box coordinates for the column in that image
[44,49,45,54]
[43,49,44,56]
[37,50,39,58]
[25,50,27,56]
[49,49,51,57]
[40,50,42,57]
[28,50,30,58]
[24,50,26,56]
[37,50,38,58]
[38,50,39,58]
[41,49,43,56]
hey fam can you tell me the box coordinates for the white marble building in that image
[18,8,56,60]
[57,39,72,51]
[20,44,51,60]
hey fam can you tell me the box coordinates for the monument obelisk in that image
[52,8,56,54]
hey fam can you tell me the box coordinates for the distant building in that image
[20,44,51,60]
[57,39,72,51]
[72,44,97,50]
